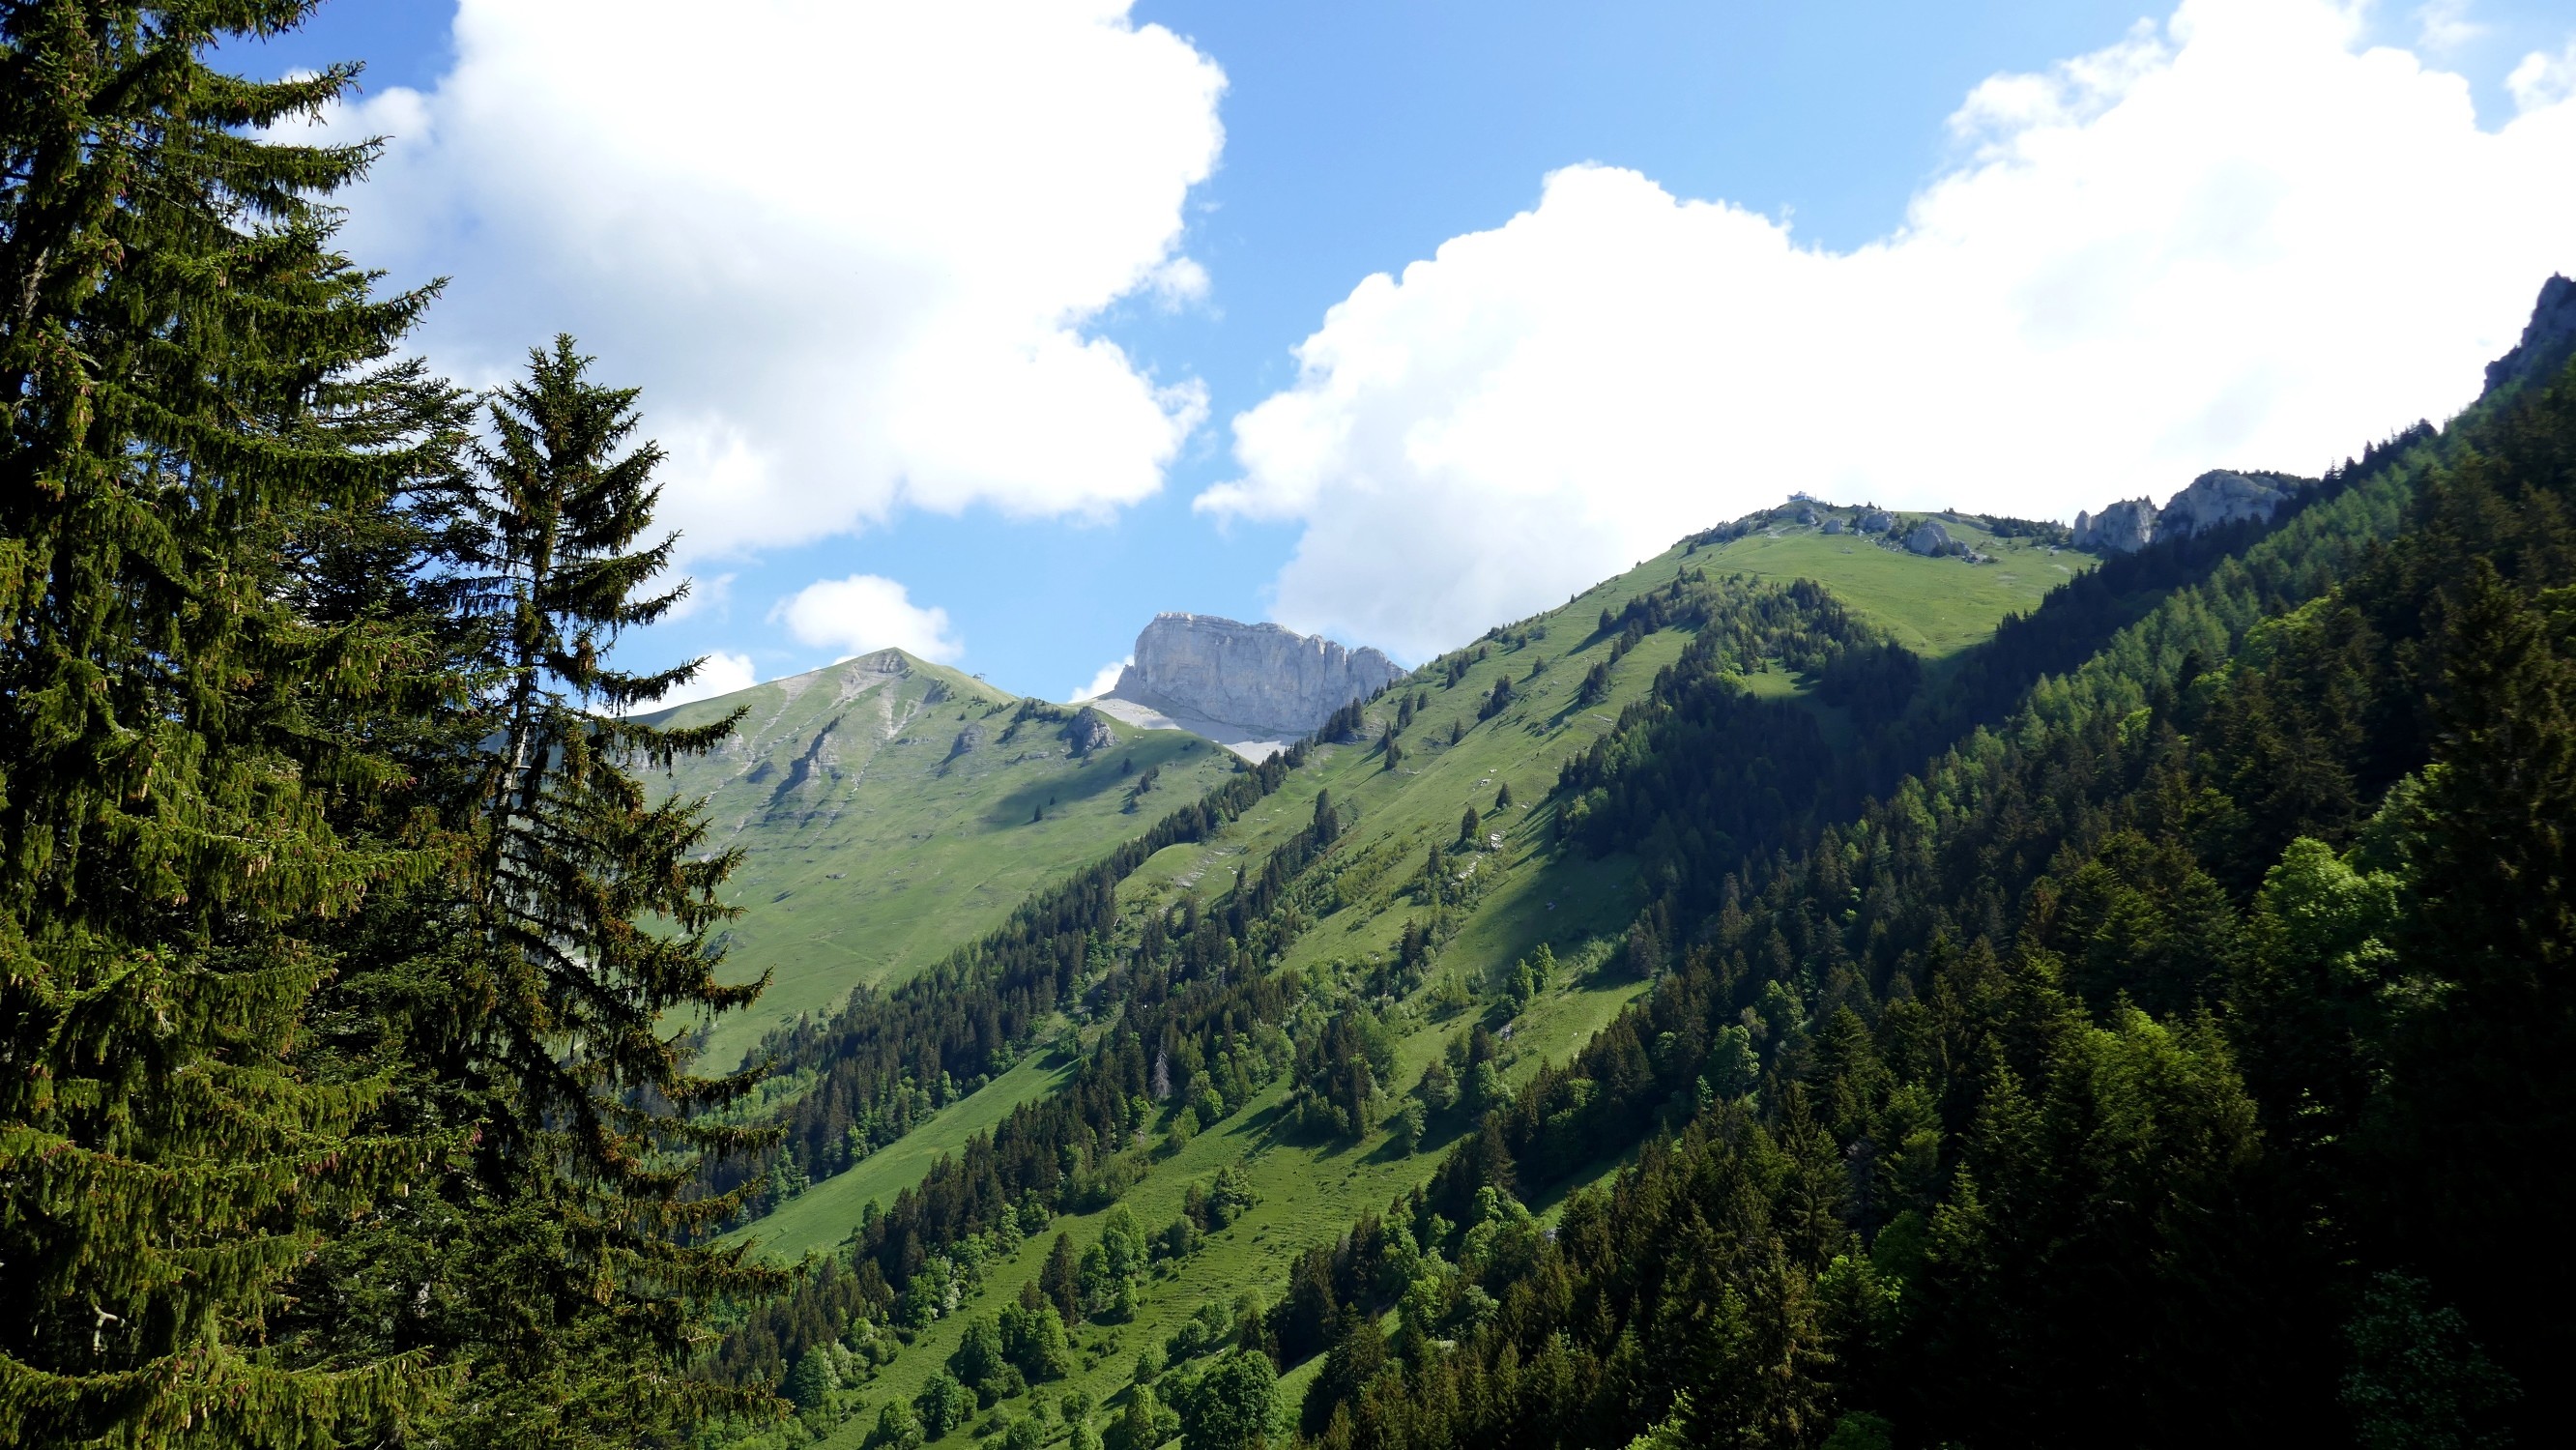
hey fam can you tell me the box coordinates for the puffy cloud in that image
[773,575,964,663]
[648,650,759,710]
[1208,0,2576,660]
[1071,656,1132,702]
[2509,37,2576,112]
[305,0,1223,563]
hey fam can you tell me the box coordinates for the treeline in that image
[1551,574,1884,869]
[1228,789,1345,948]
[842,781,1369,1265]
[1552,431,2432,926]
[713,754,1389,1392]
[1847,421,2433,798]
[704,747,1306,1220]
[1276,341,2576,1447]
[702,967,1303,1394]
[710,1256,890,1393]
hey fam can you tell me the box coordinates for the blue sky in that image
[239,0,2576,700]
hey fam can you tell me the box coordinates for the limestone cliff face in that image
[2158,469,2300,536]
[2072,498,2159,554]
[1112,614,1401,739]
[2076,471,2304,555]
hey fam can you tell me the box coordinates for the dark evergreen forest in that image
[704,751,1306,1223]
[1,11,776,1446]
[1265,353,2576,1450]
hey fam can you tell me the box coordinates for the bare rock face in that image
[2486,274,2576,394]
[1903,519,1954,556]
[2158,470,2299,537]
[1112,614,1401,739]
[2077,470,2309,556]
[1064,708,1115,756]
[2073,499,2158,554]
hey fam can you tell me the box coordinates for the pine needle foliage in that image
[434,335,767,1181]
[0,3,462,1443]
[259,352,787,1449]
[394,337,783,1444]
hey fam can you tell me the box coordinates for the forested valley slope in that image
[695,507,2100,1450]
[692,294,2576,1450]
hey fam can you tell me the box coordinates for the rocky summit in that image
[2071,497,2159,553]
[2158,469,2302,536]
[2074,469,2305,555]
[1096,613,1400,750]
[2486,274,2576,394]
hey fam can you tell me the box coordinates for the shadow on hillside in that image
[1361,1114,1469,1167]
[978,730,1213,827]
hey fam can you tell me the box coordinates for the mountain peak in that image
[2485,273,2576,395]
[1091,613,1400,756]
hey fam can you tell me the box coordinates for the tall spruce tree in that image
[259,356,785,1444]
[441,336,765,1178]
[0,4,459,1443]
[381,336,780,1445]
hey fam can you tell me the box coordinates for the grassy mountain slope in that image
[1243,377,2576,1448]
[732,508,2078,1250]
[640,649,1241,1071]
[791,966,1660,1450]
[1121,511,2076,978]
[703,295,2576,1450]
[1671,522,2081,656]
[736,1052,1080,1263]
[1094,358,2576,1450]
[704,506,2101,1450]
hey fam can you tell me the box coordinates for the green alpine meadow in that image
[6,7,2573,1450]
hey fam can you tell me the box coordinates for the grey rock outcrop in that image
[2159,470,2299,536]
[1111,614,1401,740]
[1064,709,1115,756]
[2072,499,2158,554]
[1856,509,1895,535]
[2076,470,2308,555]
[1903,520,1954,556]
[2485,274,2576,394]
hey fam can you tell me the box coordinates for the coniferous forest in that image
[1263,386,2576,1450]
[7,9,2576,1450]
[1,12,774,1444]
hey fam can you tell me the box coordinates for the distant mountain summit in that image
[2486,273,2576,394]
[1089,613,1400,759]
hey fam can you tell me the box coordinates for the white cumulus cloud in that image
[774,575,964,663]
[2509,37,2576,113]
[648,650,759,710]
[1071,656,1133,702]
[1207,0,2576,661]
[303,0,1224,564]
